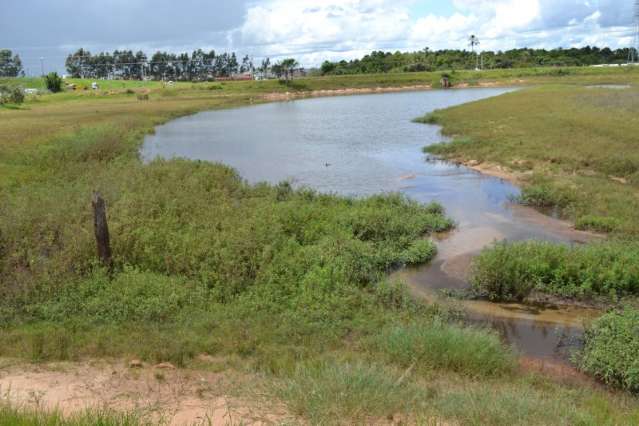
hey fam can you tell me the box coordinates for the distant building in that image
[292,68,307,78]
[591,63,639,67]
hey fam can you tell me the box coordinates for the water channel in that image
[142,88,600,363]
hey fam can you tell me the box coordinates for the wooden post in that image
[92,192,112,269]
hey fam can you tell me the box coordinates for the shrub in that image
[400,239,437,265]
[44,72,63,93]
[0,84,25,104]
[471,242,549,301]
[471,241,639,301]
[575,215,620,233]
[578,307,639,393]
[516,182,574,209]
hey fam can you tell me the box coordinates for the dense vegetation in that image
[320,46,637,75]
[579,308,639,393]
[470,241,639,301]
[2,74,639,423]
[65,48,256,80]
[415,71,639,395]
[0,49,23,77]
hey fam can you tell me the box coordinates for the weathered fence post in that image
[92,191,112,269]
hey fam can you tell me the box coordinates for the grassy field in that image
[2,71,639,424]
[420,79,639,236]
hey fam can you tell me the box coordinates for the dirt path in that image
[0,358,294,425]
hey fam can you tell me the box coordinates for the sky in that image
[2,0,637,75]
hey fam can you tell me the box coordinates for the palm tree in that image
[468,35,481,70]
[279,58,299,83]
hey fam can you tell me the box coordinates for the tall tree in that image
[278,58,299,82]
[259,57,271,77]
[240,54,253,73]
[0,49,24,77]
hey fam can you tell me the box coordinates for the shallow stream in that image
[142,88,600,363]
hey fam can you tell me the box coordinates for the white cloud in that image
[235,0,636,65]
[238,0,412,58]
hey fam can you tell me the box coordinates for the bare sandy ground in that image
[0,358,295,425]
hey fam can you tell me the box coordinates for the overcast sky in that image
[2,0,637,75]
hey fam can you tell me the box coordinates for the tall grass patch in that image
[471,241,639,301]
[370,321,515,377]
[0,404,145,426]
[274,359,432,424]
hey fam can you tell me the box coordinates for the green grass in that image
[369,321,516,377]
[0,404,144,426]
[419,82,639,236]
[272,355,639,425]
[274,358,432,423]
[2,69,639,423]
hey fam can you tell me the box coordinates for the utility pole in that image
[40,57,44,76]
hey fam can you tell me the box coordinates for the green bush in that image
[44,72,63,93]
[0,84,25,104]
[516,181,574,209]
[471,241,639,301]
[33,268,207,324]
[575,215,621,233]
[578,307,639,393]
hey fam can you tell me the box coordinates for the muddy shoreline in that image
[261,80,523,102]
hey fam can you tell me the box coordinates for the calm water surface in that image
[142,88,599,362]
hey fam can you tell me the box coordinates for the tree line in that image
[319,46,638,75]
[2,45,637,80]
[65,48,256,80]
